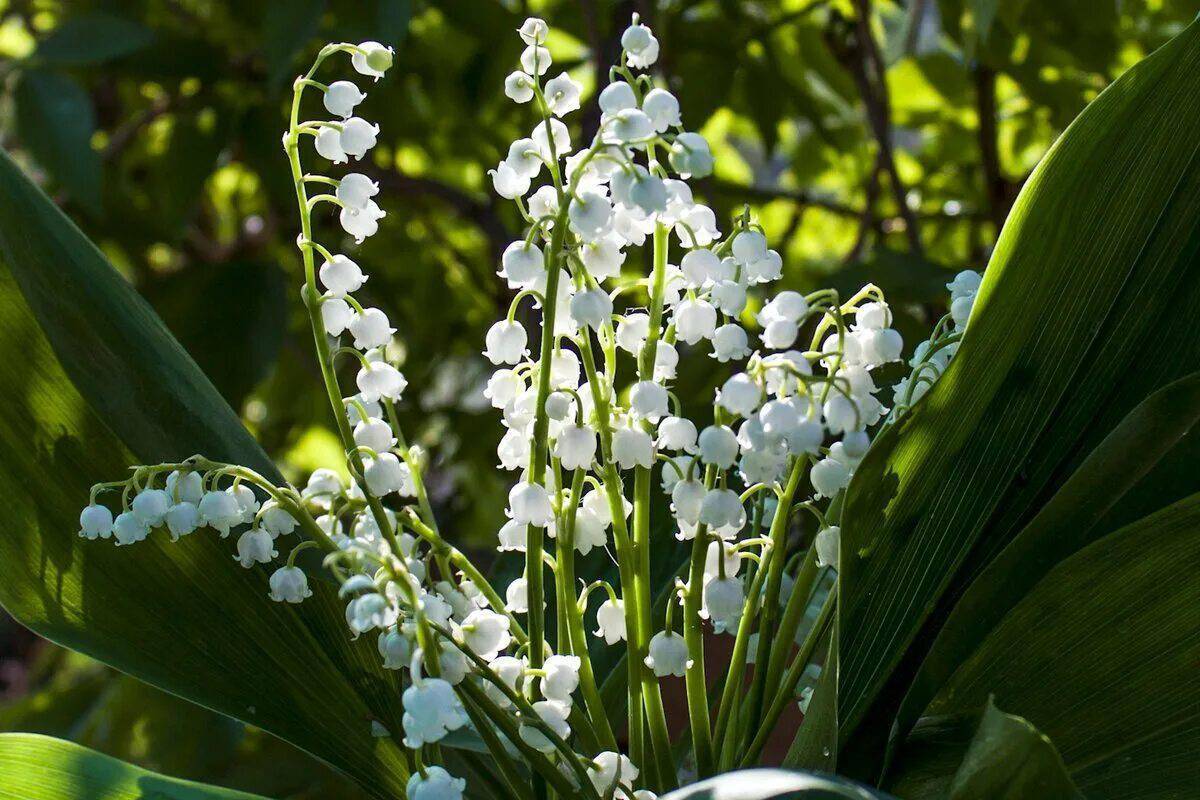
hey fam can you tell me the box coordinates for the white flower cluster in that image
[77,19,983,800]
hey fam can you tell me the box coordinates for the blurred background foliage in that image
[0,0,1195,795]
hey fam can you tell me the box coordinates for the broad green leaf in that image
[33,13,154,66]
[929,493,1200,799]
[946,700,1080,800]
[836,18,1200,763]
[0,148,410,797]
[14,71,102,216]
[660,768,895,800]
[0,734,267,800]
[891,371,1200,744]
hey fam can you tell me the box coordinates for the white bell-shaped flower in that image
[810,457,851,499]
[762,319,799,350]
[505,575,529,613]
[612,425,654,470]
[815,525,840,569]
[315,127,347,163]
[406,767,466,800]
[164,501,200,540]
[322,298,354,335]
[490,161,531,199]
[520,44,552,76]
[484,320,528,365]
[402,677,469,748]
[231,484,259,524]
[645,631,690,677]
[112,511,149,546]
[616,313,650,353]
[698,424,739,468]
[699,487,744,529]
[594,597,627,644]
[643,88,681,132]
[680,248,720,288]
[542,654,581,703]
[260,499,298,538]
[568,191,613,241]
[822,394,862,435]
[269,566,312,604]
[711,280,747,316]
[198,490,242,536]
[504,71,535,103]
[669,132,713,177]
[339,117,380,159]
[655,342,679,381]
[544,391,573,421]
[674,298,717,344]
[712,323,750,363]
[532,118,572,160]
[131,489,170,527]
[79,504,114,540]
[554,424,597,471]
[621,18,659,68]
[235,528,277,568]
[671,479,705,525]
[336,173,379,210]
[544,73,582,116]
[609,108,654,143]
[657,416,698,452]
[166,470,204,504]
[323,80,366,118]
[319,255,367,296]
[842,431,871,460]
[702,575,744,634]
[569,288,613,330]
[590,751,639,795]
[354,418,396,452]
[355,362,407,402]
[352,41,393,81]
[364,453,406,496]
[457,608,511,661]
[599,81,638,114]
[339,201,385,243]
[518,17,548,45]
[509,482,554,528]
[629,380,669,421]
[500,241,543,288]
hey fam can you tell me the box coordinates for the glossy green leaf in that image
[836,18,1200,761]
[783,626,837,772]
[891,371,1200,744]
[14,71,102,216]
[0,148,410,797]
[929,493,1200,799]
[946,700,1080,800]
[660,768,894,800]
[0,734,268,800]
[33,13,154,66]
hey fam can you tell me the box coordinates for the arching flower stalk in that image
[77,17,982,800]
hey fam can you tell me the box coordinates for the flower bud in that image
[352,41,393,80]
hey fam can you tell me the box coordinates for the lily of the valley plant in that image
[77,17,978,800]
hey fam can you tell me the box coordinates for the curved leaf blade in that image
[14,71,102,216]
[930,493,1200,799]
[891,370,1200,744]
[0,734,268,800]
[837,18,1200,751]
[0,148,410,797]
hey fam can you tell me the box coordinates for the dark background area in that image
[0,0,1194,794]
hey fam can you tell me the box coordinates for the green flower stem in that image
[525,204,571,670]
[576,331,646,777]
[739,590,835,766]
[285,57,438,678]
[625,221,677,792]
[560,466,619,751]
[681,462,718,778]
[742,457,806,739]
[761,546,821,712]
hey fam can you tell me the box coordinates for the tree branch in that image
[973,63,1012,235]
